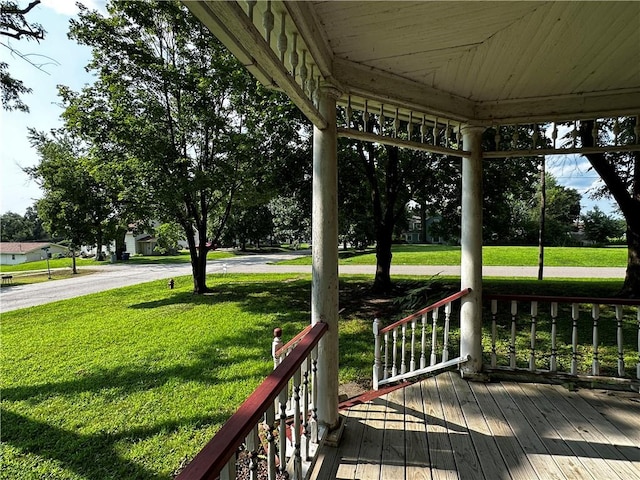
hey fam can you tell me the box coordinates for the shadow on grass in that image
[2,408,228,479]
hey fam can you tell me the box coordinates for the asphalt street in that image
[0,252,626,313]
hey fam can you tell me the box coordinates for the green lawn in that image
[279,244,627,267]
[1,274,633,479]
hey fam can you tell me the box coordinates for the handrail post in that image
[373,318,381,390]
[272,327,283,369]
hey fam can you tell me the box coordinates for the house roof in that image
[0,242,63,254]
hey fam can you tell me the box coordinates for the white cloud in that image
[40,0,106,16]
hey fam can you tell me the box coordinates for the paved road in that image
[0,252,626,313]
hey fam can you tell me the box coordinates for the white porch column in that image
[460,125,484,375]
[312,84,340,429]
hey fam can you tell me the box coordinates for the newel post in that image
[373,318,381,390]
[460,125,484,375]
[311,82,340,429]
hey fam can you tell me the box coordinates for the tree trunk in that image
[579,121,639,297]
[373,224,393,293]
[625,222,640,297]
[71,249,77,274]
[115,226,127,260]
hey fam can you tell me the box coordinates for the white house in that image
[0,242,68,266]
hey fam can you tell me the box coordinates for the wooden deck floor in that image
[310,371,640,480]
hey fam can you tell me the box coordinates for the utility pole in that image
[537,156,546,281]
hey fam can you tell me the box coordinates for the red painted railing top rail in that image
[274,322,315,358]
[176,321,328,480]
[379,288,472,335]
[484,293,640,306]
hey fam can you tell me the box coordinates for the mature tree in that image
[25,129,116,272]
[582,207,626,245]
[0,211,30,241]
[579,119,640,296]
[223,204,273,251]
[154,222,183,255]
[0,0,44,111]
[64,0,305,293]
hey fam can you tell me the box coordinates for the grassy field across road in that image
[1,273,632,479]
[278,244,627,267]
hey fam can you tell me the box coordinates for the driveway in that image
[0,252,626,313]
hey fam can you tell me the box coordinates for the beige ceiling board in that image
[333,58,475,123]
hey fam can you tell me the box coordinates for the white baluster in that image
[616,305,625,376]
[363,100,369,132]
[299,50,308,95]
[510,300,517,369]
[456,124,461,147]
[310,346,318,443]
[345,96,352,127]
[293,368,302,479]
[302,357,310,461]
[373,318,381,390]
[532,126,539,149]
[407,111,413,140]
[571,304,579,375]
[420,313,427,369]
[383,331,389,380]
[410,319,417,372]
[391,328,398,377]
[400,323,407,374]
[378,105,385,135]
[552,122,558,148]
[592,119,598,146]
[494,126,501,149]
[278,388,288,476]
[442,301,451,363]
[263,0,274,46]
[592,304,600,375]
[277,12,287,63]
[289,32,298,77]
[432,118,439,146]
[491,299,497,368]
[571,121,578,148]
[430,307,439,366]
[420,116,426,143]
[446,121,452,148]
[246,0,257,22]
[246,425,260,480]
[550,302,558,372]
[264,407,277,480]
[393,108,400,138]
[529,301,537,371]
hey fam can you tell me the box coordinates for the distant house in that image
[125,232,158,256]
[402,216,443,244]
[0,242,68,266]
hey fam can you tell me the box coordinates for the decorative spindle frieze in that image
[262,1,274,46]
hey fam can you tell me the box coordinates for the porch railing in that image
[484,294,640,389]
[373,288,472,390]
[176,322,328,480]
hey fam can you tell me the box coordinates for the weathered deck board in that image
[310,372,640,479]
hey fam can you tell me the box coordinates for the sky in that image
[0,0,620,218]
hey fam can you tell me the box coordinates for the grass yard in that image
[1,273,634,479]
[278,244,627,267]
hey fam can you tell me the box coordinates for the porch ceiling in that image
[308,1,640,124]
[186,1,640,126]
